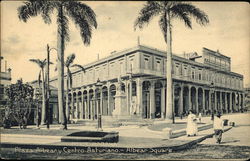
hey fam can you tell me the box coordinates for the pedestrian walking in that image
[213,112,224,144]
[186,110,198,137]
[198,112,202,123]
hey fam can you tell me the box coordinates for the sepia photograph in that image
[0,0,250,160]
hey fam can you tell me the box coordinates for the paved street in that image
[1,113,250,160]
[200,112,250,146]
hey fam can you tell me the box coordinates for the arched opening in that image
[198,88,203,114]
[82,90,88,119]
[102,86,108,116]
[109,84,116,115]
[94,88,101,119]
[232,93,236,112]
[155,81,162,118]
[89,89,94,119]
[72,92,77,119]
[77,91,82,119]
[183,86,189,116]
[174,84,181,117]
[190,87,197,114]
[142,81,150,119]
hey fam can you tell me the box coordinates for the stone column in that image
[243,93,245,111]
[80,91,84,119]
[129,79,133,115]
[234,92,237,112]
[136,78,143,117]
[178,85,183,116]
[188,86,191,111]
[225,92,228,113]
[202,89,205,113]
[87,90,91,119]
[100,88,103,115]
[195,87,198,113]
[220,91,223,113]
[238,93,241,111]
[84,99,87,119]
[125,81,130,115]
[161,85,166,118]
[150,81,155,119]
[214,91,217,111]
[229,92,232,113]
[107,86,111,116]
[208,90,212,111]
[86,91,90,119]
[76,95,79,119]
[71,92,74,119]
[93,90,96,120]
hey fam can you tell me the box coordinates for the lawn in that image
[1,128,81,136]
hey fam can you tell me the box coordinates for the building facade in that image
[50,45,245,121]
[0,56,12,108]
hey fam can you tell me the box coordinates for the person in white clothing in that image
[186,110,198,136]
[213,112,224,144]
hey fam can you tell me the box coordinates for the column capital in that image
[136,78,143,86]
[150,81,155,88]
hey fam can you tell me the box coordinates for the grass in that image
[1,128,81,136]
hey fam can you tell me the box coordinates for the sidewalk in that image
[0,114,234,153]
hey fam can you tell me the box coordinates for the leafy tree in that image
[18,0,97,129]
[135,1,209,119]
[5,79,35,129]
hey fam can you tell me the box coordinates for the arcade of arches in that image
[68,78,245,120]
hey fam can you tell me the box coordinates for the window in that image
[156,60,161,71]
[191,67,195,80]
[211,56,215,62]
[120,61,124,74]
[183,66,188,78]
[144,58,149,69]
[175,64,180,76]
[198,73,202,80]
[128,57,134,71]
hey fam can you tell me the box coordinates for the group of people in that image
[186,110,224,144]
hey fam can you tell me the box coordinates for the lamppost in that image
[210,81,215,120]
[46,44,57,129]
[95,78,103,131]
[35,89,41,129]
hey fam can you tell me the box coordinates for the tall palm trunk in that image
[57,4,67,129]
[41,68,47,124]
[166,12,173,119]
[65,68,70,121]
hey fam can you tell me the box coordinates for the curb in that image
[0,127,233,154]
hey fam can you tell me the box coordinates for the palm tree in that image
[56,54,85,122]
[18,0,97,129]
[135,1,209,120]
[65,54,85,122]
[29,59,47,125]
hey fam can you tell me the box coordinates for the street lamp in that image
[46,44,57,129]
[210,81,215,120]
[35,89,41,129]
[95,78,103,131]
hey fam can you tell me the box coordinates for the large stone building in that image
[0,56,12,108]
[49,45,245,121]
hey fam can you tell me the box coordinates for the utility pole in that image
[46,44,50,129]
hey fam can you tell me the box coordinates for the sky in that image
[1,1,250,87]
